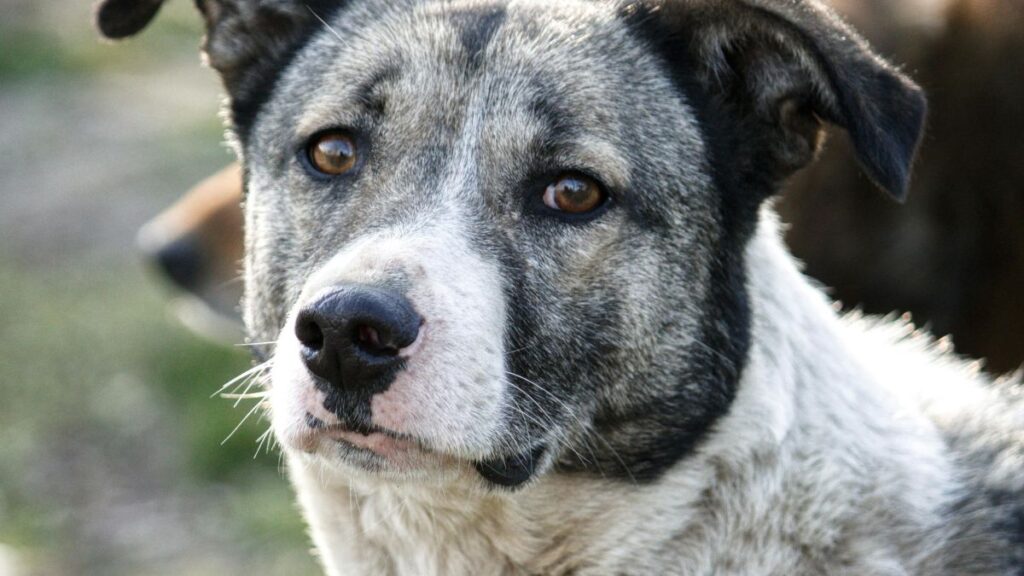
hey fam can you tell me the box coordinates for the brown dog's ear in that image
[629,0,927,201]
[95,0,168,39]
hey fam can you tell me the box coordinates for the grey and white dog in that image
[97,0,1023,574]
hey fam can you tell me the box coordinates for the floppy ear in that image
[95,0,339,122]
[628,0,927,201]
[95,0,168,38]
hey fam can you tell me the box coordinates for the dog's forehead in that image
[291,0,640,128]
[255,0,712,206]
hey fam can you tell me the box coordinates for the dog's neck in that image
[289,209,959,576]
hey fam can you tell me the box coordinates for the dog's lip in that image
[305,415,428,458]
[326,428,422,458]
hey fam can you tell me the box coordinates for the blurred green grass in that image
[0,1,319,573]
[0,255,318,575]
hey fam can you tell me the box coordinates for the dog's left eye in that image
[542,173,607,215]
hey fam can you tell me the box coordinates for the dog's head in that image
[99,0,924,488]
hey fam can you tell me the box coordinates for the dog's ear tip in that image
[862,137,918,202]
[93,0,166,39]
[879,175,911,203]
[94,0,122,38]
[860,146,916,203]
[95,16,130,40]
[853,78,927,204]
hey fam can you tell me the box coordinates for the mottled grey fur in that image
[97,0,1022,574]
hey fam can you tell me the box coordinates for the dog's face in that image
[99,0,924,487]
[252,1,728,486]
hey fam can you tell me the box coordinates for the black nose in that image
[295,286,421,391]
[150,234,204,291]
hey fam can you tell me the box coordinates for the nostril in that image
[295,313,325,352]
[354,323,400,357]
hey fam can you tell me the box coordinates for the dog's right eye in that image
[542,173,608,216]
[306,131,358,176]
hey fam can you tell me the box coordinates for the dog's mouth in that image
[303,413,547,487]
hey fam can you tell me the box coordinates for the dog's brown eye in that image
[543,174,606,214]
[308,131,357,175]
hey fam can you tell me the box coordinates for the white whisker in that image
[235,340,279,348]
[307,4,347,45]
[221,399,267,446]
[505,371,634,483]
[221,391,269,400]
[212,359,273,398]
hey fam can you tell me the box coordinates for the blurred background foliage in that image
[0,1,317,574]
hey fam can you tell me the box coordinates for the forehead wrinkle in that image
[295,59,401,137]
[294,0,617,136]
[289,3,426,139]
